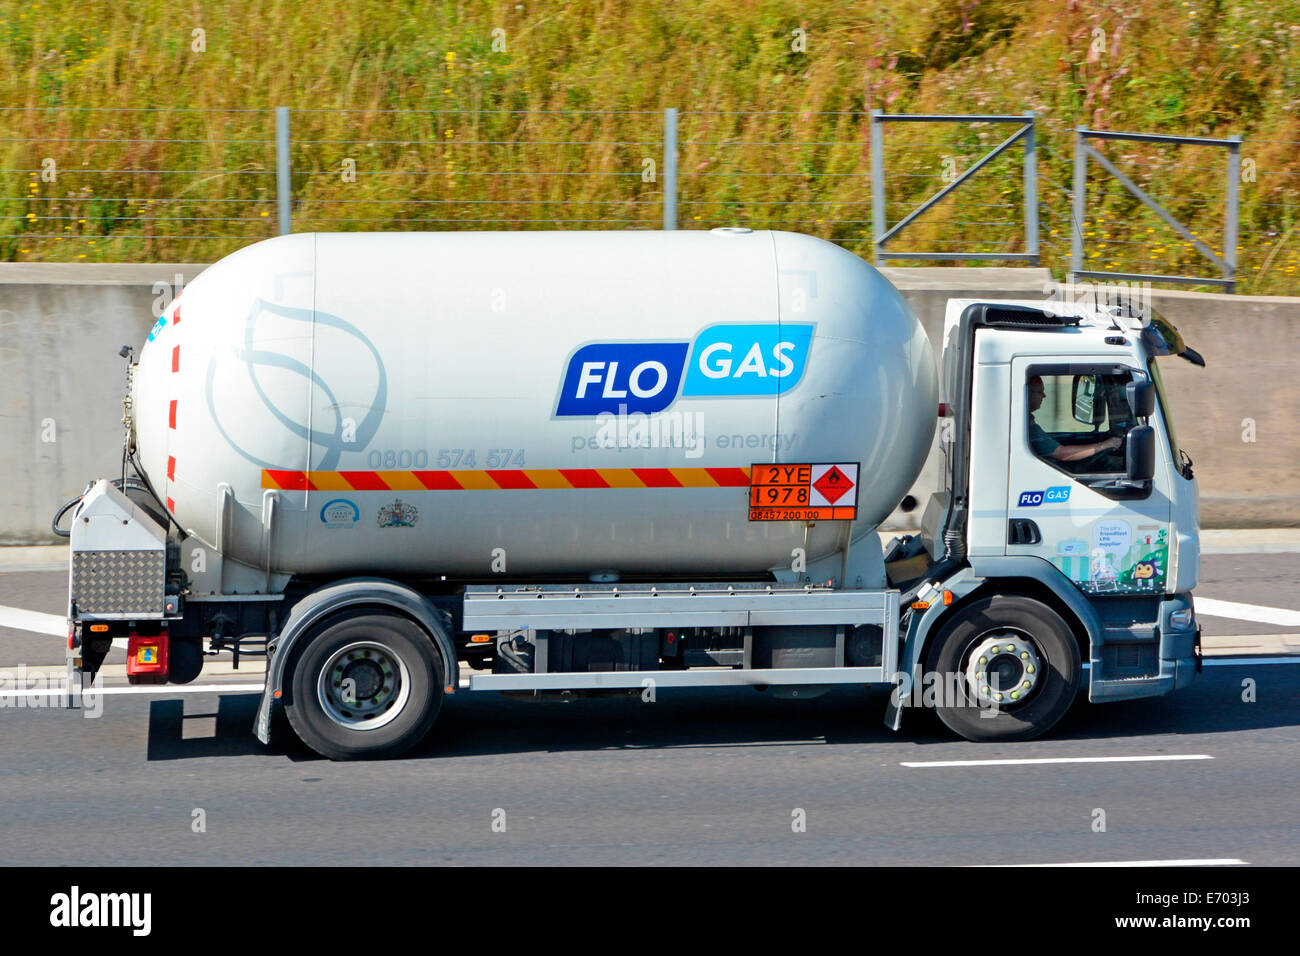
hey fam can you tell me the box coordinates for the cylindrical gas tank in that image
[134,229,936,579]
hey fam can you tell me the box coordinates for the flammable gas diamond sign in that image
[748,462,860,521]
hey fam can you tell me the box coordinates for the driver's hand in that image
[1104,436,1122,450]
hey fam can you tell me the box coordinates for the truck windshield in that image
[1147,357,1182,466]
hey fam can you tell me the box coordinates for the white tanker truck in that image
[60,229,1205,758]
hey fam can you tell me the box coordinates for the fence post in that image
[663,107,678,230]
[1023,112,1039,266]
[1225,135,1241,293]
[1069,128,1086,284]
[276,106,291,236]
[870,110,884,266]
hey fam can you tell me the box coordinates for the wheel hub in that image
[342,658,385,700]
[965,632,1042,707]
[318,641,411,730]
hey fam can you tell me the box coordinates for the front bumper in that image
[1089,592,1200,702]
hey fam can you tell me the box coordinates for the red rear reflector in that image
[126,633,169,684]
[938,403,951,417]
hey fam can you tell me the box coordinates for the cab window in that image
[1026,371,1135,477]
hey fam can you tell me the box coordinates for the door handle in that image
[1008,518,1042,546]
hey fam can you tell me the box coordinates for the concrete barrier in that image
[0,264,207,544]
[1,257,1296,543]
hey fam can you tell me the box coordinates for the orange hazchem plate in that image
[748,463,860,521]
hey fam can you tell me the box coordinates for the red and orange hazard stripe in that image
[262,467,752,492]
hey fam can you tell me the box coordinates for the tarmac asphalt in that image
[0,540,1296,865]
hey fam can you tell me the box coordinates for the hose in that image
[50,496,80,537]
[49,476,167,538]
[129,448,186,536]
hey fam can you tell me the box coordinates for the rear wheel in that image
[284,609,445,760]
[923,595,1080,742]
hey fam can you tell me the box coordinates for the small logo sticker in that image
[1058,537,1088,556]
[320,498,359,529]
[377,498,419,528]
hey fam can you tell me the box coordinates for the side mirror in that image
[1126,425,1156,481]
[1126,380,1156,419]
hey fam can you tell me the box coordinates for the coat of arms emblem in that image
[377,498,419,528]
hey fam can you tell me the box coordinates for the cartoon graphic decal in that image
[1089,548,1119,592]
[1131,560,1158,590]
[1051,525,1169,594]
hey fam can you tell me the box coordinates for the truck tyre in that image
[285,609,445,760]
[168,637,204,684]
[922,595,1080,742]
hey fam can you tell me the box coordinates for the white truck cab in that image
[900,299,1203,739]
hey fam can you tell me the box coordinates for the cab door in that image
[1006,357,1172,595]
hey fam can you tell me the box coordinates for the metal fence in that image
[870,111,1038,265]
[4,105,1299,293]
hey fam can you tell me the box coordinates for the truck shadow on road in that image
[415,668,1299,760]
[142,667,1299,761]
[146,697,269,761]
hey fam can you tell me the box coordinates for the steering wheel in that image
[1076,429,1125,472]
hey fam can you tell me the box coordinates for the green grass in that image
[2,0,1298,293]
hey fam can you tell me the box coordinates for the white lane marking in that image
[1205,656,1300,666]
[0,683,263,699]
[977,858,1246,867]
[902,754,1212,768]
[0,604,65,637]
[1195,597,1300,627]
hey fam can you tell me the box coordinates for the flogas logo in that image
[555,323,815,417]
[557,342,690,417]
[1018,486,1071,507]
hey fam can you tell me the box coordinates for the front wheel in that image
[284,609,445,760]
[923,595,1081,742]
